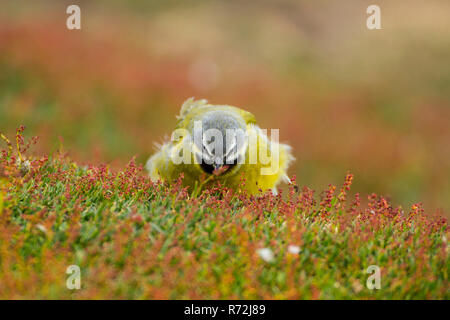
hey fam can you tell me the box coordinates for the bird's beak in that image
[212,163,230,176]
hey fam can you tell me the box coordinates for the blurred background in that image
[1,0,449,214]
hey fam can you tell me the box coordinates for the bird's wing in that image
[247,124,295,189]
[146,142,173,181]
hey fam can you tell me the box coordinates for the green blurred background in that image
[1,0,449,214]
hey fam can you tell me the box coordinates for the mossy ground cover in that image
[0,129,447,299]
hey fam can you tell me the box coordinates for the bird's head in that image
[192,110,247,176]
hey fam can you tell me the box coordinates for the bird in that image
[146,98,294,195]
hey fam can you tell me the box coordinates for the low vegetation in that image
[0,128,447,299]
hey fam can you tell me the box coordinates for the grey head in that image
[192,110,247,175]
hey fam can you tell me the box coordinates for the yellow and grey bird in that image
[146,98,294,195]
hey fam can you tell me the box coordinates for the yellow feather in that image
[147,98,294,195]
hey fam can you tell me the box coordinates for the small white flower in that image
[16,158,31,174]
[35,224,47,234]
[287,245,301,254]
[257,248,274,262]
